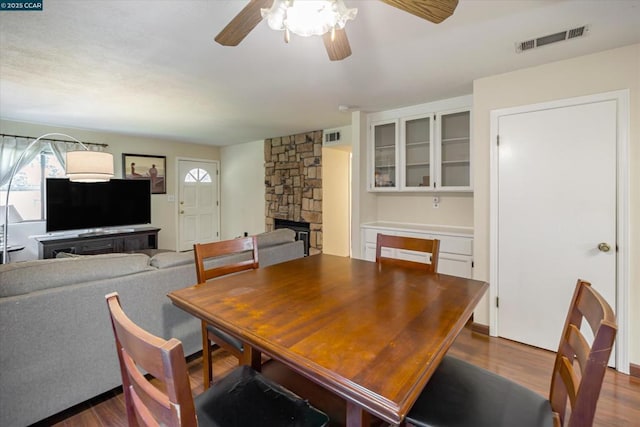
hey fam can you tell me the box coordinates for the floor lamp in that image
[2,133,114,264]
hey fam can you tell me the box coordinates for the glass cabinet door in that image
[438,110,471,189]
[373,121,397,189]
[369,105,472,192]
[403,115,432,189]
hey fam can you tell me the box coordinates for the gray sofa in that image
[0,229,304,427]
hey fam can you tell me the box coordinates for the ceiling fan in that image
[215,0,459,61]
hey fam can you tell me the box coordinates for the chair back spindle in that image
[375,234,440,273]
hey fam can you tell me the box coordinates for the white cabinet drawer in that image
[439,253,473,278]
[394,230,472,256]
[438,236,472,256]
[396,248,431,264]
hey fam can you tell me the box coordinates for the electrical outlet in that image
[433,196,440,208]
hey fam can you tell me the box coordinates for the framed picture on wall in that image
[122,153,166,194]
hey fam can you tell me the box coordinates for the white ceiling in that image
[1,0,639,146]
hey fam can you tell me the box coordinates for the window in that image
[184,168,212,183]
[0,150,65,222]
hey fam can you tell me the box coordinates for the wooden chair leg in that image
[201,321,212,389]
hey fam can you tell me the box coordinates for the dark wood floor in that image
[37,327,640,426]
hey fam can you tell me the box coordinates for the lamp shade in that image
[66,151,114,182]
[262,0,357,38]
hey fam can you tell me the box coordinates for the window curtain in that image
[0,135,45,187]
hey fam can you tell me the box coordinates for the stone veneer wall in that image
[265,130,322,251]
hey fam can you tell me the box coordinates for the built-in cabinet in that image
[369,97,472,192]
[361,223,473,278]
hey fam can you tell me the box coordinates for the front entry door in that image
[494,98,618,358]
[178,160,219,251]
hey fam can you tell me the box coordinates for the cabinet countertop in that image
[362,222,473,237]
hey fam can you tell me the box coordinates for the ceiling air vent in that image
[567,26,586,39]
[516,25,589,53]
[323,130,342,146]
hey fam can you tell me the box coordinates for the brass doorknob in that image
[597,242,611,252]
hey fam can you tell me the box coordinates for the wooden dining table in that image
[168,254,488,426]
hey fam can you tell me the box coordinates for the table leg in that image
[243,345,262,372]
[346,401,371,427]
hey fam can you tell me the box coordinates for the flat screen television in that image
[46,178,151,232]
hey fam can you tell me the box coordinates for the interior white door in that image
[497,100,617,355]
[178,160,219,251]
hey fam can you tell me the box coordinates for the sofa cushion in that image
[150,251,195,268]
[0,253,153,297]
[255,228,296,248]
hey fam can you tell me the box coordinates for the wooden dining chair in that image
[193,236,259,389]
[105,292,329,427]
[375,234,440,273]
[404,279,617,427]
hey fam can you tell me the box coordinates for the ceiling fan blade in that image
[215,0,273,46]
[378,0,458,24]
[323,28,352,61]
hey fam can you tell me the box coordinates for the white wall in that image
[220,140,265,240]
[375,193,472,226]
[0,119,219,251]
[351,111,377,259]
[472,44,640,365]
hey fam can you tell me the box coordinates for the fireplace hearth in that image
[275,219,310,256]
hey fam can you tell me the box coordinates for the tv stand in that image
[36,227,160,259]
[78,228,136,237]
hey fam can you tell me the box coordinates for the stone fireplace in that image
[265,130,322,252]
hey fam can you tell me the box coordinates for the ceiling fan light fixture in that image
[261,0,357,39]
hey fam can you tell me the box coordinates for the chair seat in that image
[207,324,244,353]
[405,356,554,427]
[194,365,329,427]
